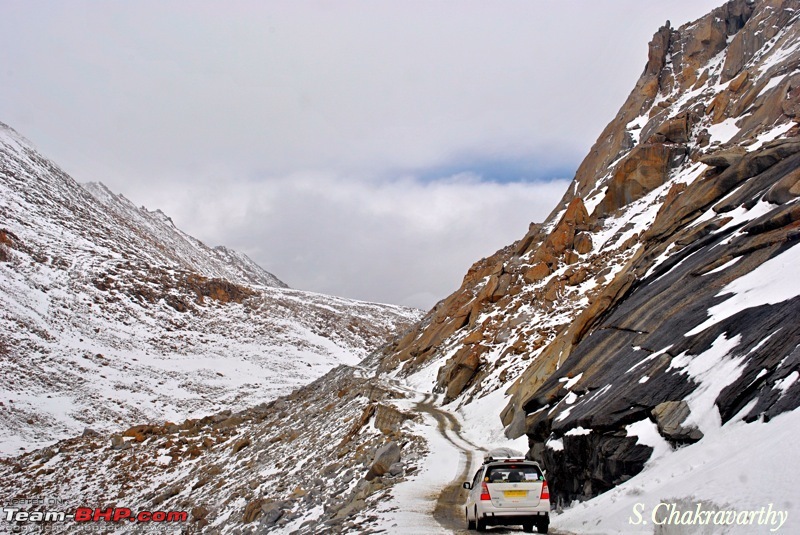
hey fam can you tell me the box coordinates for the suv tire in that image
[476,514,487,532]
[466,508,475,530]
[537,519,549,534]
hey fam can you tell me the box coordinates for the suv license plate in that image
[504,490,527,497]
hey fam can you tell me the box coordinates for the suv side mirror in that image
[462,482,471,490]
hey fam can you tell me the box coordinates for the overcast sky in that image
[0,0,722,309]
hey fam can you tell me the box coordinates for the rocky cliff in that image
[378,0,800,503]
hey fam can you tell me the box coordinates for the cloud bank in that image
[151,172,570,308]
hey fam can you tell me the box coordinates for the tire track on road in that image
[414,394,486,533]
[410,392,570,535]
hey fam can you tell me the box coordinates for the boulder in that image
[191,506,209,521]
[365,441,401,481]
[260,500,286,527]
[462,329,484,345]
[373,404,412,435]
[699,146,746,169]
[242,499,263,523]
[436,344,486,401]
[536,197,592,262]
[490,273,513,302]
[567,268,588,287]
[574,232,593,254]
[388,462,404,476]
[110,435,130,450]
[523,262,550,284]
[764,165,800,204]
[782,77,800,118]
[651,401,704,443]
[82,427,100,438]
[231,438,250,453]
[543,278,564,303]
[652,113,691,143]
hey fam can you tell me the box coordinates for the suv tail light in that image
[540,480,550,500]
[480,482,491,501]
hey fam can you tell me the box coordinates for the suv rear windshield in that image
[485,464,542,483]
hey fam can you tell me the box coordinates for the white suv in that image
[463,454,550,533]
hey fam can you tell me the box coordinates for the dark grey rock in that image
[388,462,404,476]
[651,401,703,443]
[259,500,285,527]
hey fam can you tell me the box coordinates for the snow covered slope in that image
[0,121,421,454]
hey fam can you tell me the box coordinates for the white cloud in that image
[147,172,569,309]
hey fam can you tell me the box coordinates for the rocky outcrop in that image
[542,432,653,502]
[435,344,487,401]
[594,143,688,216]
[365,441,402,481]
[651,401,703,443]
[184,273,255,304]
[374,404,413,434]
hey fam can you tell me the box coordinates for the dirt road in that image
[413,394,485,533]
[413,393,568,535]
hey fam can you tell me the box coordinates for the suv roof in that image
[482,447,528,464]
[483,455,528,464]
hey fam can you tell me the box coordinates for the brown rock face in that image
[573,232,593,254]
[698,146,746,169]
[242,499,264,523]
[436,344,486,401]
[594,143,688,217]
[536,198,592,261]
[365,441,401,481]
[373,404,412,435]
[523,262,550,283]
[765,165,800,204]
[652,113,692,143]
[0,229,23,262]
[645,23,672,77]
[184,274,255,304]
[721,1,789,82]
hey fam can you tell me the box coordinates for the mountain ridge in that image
[0,121,421,453]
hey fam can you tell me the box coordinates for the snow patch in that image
[687,243,800,336]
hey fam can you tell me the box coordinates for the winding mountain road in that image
[413,394,485,533]
[411,393,569,534]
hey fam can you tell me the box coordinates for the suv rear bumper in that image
[480,510,549,525]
